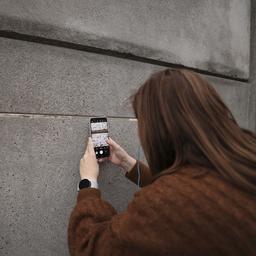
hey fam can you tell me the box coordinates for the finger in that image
[99,157,109,162]
[87,137,95,154]
[84,141,89,156]
[84,137,92,156]
[106,137,119,148]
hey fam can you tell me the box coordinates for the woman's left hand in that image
[80,137,99,181]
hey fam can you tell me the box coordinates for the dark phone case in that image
[89,117,110,159]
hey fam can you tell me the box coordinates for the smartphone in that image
[89,117,110,159]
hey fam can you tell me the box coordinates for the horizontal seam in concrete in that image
[0,30,249,83]
[0,112,135,119]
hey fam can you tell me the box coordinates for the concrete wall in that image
[248,1,256,132]
[0,0,251,79]
[0,1,255,255]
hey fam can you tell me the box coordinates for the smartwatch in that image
[78,178,98,191]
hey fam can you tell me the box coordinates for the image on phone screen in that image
[90,117,110,158]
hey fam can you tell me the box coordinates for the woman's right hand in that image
[103,137,136,172]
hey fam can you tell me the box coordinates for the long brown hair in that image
[132,69,256,194]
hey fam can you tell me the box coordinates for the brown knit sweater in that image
[68,162,256,256]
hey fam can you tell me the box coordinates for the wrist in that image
[80,175,98,182]
[120,156,136,172]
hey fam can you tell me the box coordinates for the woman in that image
[68,69,256,256]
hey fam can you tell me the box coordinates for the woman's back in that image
[123,163,256,256]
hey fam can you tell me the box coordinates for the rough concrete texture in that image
[0,0,250,79]
[248,0,256,132]
[0,37,160,118]
[0,115,142,256]
[0,37,251,128]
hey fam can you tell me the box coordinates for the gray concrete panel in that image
[0,114,140,256]
[248,0,256,132]
[0,38,251,128]
[0,0,250,79]
[210,76,251,129]
[0,37,160,118]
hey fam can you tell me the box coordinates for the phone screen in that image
[90,117,110,158]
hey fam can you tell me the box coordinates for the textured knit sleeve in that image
[68,186,158,256]
[125,160,152,187]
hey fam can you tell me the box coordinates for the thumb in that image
[107,137,119,149]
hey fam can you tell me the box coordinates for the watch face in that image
[79,179,91,189]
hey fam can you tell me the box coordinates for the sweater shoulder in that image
[123,166,256,255]
[140,165,256,211]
